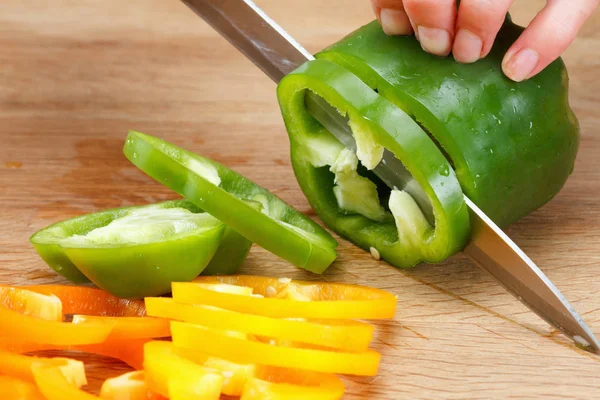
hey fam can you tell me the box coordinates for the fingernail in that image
[453,29,482,63]
[503,48,539,82]
[417,26,451,56]
[380,8,412,36]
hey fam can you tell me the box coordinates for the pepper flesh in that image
[0,375,45,400]
[123,131,338,274]
[276,59,470,268]
[241,366,344,400]
[145,297,373,352]
[314,19,579,227]
[30,200,226,299]
[143,340,223,399]
[171,275,397,320]
[171,321,381,376]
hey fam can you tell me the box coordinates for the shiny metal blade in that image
[464,197,600,353]
[180,0,600,353]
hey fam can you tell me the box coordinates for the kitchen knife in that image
[180,0,600,354]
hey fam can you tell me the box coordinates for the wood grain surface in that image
[1,1,600,398]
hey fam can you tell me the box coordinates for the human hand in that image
[370,0,598,81]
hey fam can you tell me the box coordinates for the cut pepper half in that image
[276,58,470,268]
[145,297,373,352]
[30,200,226,299]
[171,321,381,376]
[123,131,338,274]
[172,275,396,319]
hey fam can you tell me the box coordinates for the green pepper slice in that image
[123,131,338,273]
[30,200,229,299]
[277,59,470,268]
[316,19,579,227]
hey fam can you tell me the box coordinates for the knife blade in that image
[180,0,600,353]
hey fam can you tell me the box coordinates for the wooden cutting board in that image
[2,0,600,398]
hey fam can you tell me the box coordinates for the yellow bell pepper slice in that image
[143,340,223,399]
[30,360,95,400]
[241,366,345,400]
[100,371,165,400]
[0,286,62,321]
[171,321,381,376]
[145,297,373,352]
[72,315,170,340]
[173,275,397,319]
[0,306,114,345]
[0,375,45,400]
[0,349,86,387]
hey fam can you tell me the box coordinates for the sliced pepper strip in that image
[172,276,396,319]
[100,371,165,400]
[123,130,338,274]
[0,306,113,345]
[30,360,96,400]
[143,340,223,399]
[171,321,381,376]
[0,286,62,321]
[0,375,45,400]
[0,349,87,387]
[145,297,373,352]
[241,366,344,400]
[72,315,170,340]
[25,285,145,316]
[0,338,148,371]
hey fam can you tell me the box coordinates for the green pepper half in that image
[277,59,470,268]
[30,200,230,298]
[316,19,579,227]
[123,131,338,274]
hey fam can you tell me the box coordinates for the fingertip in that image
[502,47,540,82]
[380,8,413,35]
[452,29,482,63]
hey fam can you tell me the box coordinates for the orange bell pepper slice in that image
[30,360,96,400]
[100,371,165,400]
[173,275,397,319]
[72,315,170,340]
[0,375,45,400]
[0,286,62,321]
[171,321,381,376]
[0,337,148,371]
[0,306,113,345]
[143,341,223,399]
[241,366,345,400]
[26,285,145,316]
[0,349,87,387]
[145,297,373,352]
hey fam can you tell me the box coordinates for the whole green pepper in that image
[30,200,235,298]
[316,19,579,227]
[276,19,578,268]
[123,131,338,273]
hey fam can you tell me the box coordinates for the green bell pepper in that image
[276,19,578,268]
[30,200,234,298]
[123,131,338,273]
[277,59,470,268]
[315,19,579,227]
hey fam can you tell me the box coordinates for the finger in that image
[371,0,413,35]
[403,0,457,56]
[502,0,598,82]
[453,0,514,63]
